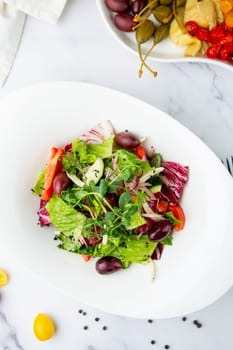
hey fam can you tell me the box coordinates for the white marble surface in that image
[0,0,233,349]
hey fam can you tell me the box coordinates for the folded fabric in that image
[0,2,25,86]
[0,0,67,87]
[4,0,67,23]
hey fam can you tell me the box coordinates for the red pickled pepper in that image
[185,21,199,35]
[185,20,233,63]
[219,45,233,60]
[206,43,222,59]
[195,27,210,41]
[209,26,225,42]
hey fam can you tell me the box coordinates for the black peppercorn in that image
[193,320,202,328]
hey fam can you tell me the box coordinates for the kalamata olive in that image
[131,0,147,14]
[53,172,70,195]
[96,256,122,274]
[137,218,154,234]
[105,0,129,12]
[148,220,172,242]
[115,131,140,149]
[114,13,135,32]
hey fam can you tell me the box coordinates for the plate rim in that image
[0,81,233,319]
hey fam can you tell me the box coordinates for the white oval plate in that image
[0,82,232,319]
[96,0,233,72]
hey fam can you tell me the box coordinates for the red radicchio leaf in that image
[151,243,164,260]
[79,120,114,144]
[161,161,189,201]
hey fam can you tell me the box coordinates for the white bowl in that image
[0,82,232,319]
[96,0,233,72]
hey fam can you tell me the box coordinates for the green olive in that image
[153,23,170,44]
[153,5,172,23]
[159,0,173,6]
[136,19,155,44]
[176,0,186,7]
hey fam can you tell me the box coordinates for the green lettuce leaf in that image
[164,211,181,225]
[62,152,79,174]
[161,235,173,246]
[87,136,114,159]
[114,234,157,263]
[32,168,45,196]
[46,195,86,238]
[56,233,117,256]
[116,149,152,173]
[150,153,162,168]
[75,140,96,164]
[126,211,146,230]
[57,232,157,264]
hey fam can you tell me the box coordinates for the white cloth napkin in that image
[0,0,67,86]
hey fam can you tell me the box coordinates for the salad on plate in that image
[32,120,189,275]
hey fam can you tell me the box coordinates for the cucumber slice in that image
[85,158,104,185]
[151,184,162,193]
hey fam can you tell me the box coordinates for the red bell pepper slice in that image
[41,147,65,201]
[168,204,185,231]
[156,199,169,213]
